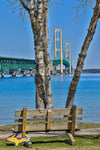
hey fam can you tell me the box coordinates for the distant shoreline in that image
[1,69,100,76]
[82,69,100,73]
[57,69,100,74]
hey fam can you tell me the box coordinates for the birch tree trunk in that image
[43,0,53,108]
[29,0,46,109]
[29,0,53,109]
[66,0,100,108]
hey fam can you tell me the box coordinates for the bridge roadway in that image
[0,57,73,77]
[52,59,73,69]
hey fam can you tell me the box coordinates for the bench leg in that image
[67,132,75,146]
[22,107,27,137]
[24,141,32,148]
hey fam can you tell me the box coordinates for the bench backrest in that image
[14,105,82,137]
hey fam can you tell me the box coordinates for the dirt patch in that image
[0,128,100,139]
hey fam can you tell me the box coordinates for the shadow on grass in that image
[95,135,100,139]
[32,140,66,144]
[76,135,100,139]
[6,143,15,146]
[31,139,72,146]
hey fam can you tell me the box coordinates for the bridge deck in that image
[0,57,73,76]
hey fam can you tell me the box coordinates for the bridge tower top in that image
[54,28,63,76]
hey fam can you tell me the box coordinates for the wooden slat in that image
[15,108,72,117]
[48,122,80,131]
[15,116,46,123]
[15,117,66,123]
[14,124,22,133]
[76,117,82,120]
[52,119,72,124]
[15,109,47,117]
[15,124,46,132]
[76,108,83,115]
[15,119,22,123]
[15,108,82,118]
[15,116,82,123]
[15,119,72,125]
[15,123,70,132]
[15,119,47,123]
[51,108,72,116]
[14,121,81,132]
[15,118,72,124]
[52,117,71,121]
[50,123,70,130]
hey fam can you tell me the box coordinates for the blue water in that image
[0,74,100,125]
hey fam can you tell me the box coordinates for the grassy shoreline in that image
[0,122,100,149]
[0,135,100,149]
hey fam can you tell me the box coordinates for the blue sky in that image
[0,0,100,69]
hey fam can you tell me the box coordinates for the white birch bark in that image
[43,0,53,108]
[30,0,46,109]
[29,0,53,109]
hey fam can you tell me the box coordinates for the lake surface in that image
[0,73,100,125]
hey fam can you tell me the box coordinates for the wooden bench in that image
[14,105,82,146]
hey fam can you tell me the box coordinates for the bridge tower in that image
[65,43,71,76]
[54,28,63,76]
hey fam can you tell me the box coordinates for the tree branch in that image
[19,0,30,14]
[37,0,44,26]
[29,0,37,28]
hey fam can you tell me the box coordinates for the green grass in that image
[80,122,100,129]
[0,122,100,149]
[0,124,15,131]
[0,135,100,150]
[31,135,100,149]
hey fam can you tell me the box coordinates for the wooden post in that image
[47,110,51,130]
[67,132,75,146]
[66,105,76,146]
[22,106,27,137]
[1,73,4,78]
[12,72,16,77]
[71,105,76,136]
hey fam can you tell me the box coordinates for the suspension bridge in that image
[0,28,74,78]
